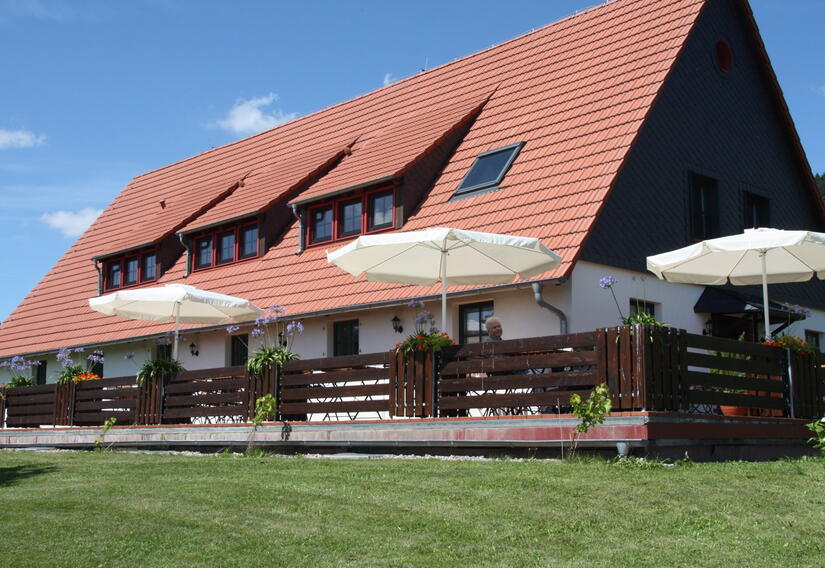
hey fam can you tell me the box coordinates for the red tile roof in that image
[0,0,706,356]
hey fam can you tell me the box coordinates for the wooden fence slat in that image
[439,351,597,376]
[164,377,247,394]
[279,400,389,415]
[685,390,787,409]
[685,371,786,393]
[438,390,589,410]
[163,405,248,420]
[164,392,247,407]
[438,370,598,393]
[605,327,620,409]
[685,352,784,376]
[280,384,390,401]
[280,368,388,386]
[618,326,632,410]
[442,332,598,359]
[284,352,388,372]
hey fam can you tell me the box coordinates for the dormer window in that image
[307,186,395,246]
[454,142,524,197]
[103,249,157,291]
[191,221,259,271]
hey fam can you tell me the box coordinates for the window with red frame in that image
[103,250,157,291]
[307,187,394,246]
[191,223,259,271]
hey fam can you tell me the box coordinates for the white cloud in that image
[383,73,396,86]
[213,93,297,136]
[0,129,46,149]
[40,208,102,237]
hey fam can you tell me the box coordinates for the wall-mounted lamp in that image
[189,342,199,357]
[391,315,403,334]
[702,319,713,336]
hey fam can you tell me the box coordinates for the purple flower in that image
[267,305,285,315]
[286,320,304,335]
[251,327,264,337]
[226,324,240,334]
[0,360,8,368]
[415,314,428,325]
[406,299,425,308]
[155,336,172,346]
[123,352,135,361]
[789,304,812,318]
[599,276,618,289]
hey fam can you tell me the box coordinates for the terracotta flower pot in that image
[720,405,749,417]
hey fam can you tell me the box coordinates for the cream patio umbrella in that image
[326,227,562,328]
[646,228,825,339]
[89,283,264,359]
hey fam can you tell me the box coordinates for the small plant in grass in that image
[95,417,118,451]
[136,358,184,386]
[568,383,612,457]
[56,347,105,384]
[807,417,825,456]
[253,394,277,428]
[246,393,277,456]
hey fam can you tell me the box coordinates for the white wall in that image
[569,261,707,334]
[4,262,825,382]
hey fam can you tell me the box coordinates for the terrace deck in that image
[0,412,814,462]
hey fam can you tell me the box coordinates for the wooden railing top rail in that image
[175,365,246,381]
[283,352,389,373]
[684,332,785,358]
[442,331,598,360]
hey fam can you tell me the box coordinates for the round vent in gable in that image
[714,40,733,72]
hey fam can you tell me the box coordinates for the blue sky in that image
[1,0,823,323]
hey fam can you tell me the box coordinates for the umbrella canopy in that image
[646,228,825,339]
[89,283,263,359]
[327,227,562,328]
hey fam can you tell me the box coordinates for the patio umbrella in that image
[326,227,562,329]
[88,283,263,359]
[646,228,825,339]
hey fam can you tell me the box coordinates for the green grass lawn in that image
[0,451,823,567]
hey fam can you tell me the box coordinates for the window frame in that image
[190,220,260,272]
[459,301,495,345]
[689,172,720,242]
[333,319,360,356]
[103,249,158,292]
[629,299,657,318]
[453,142,524,196]
[229,333,249,366]
[32,360,47,385]
[743,191,770,229]
[305,185,396,247]
[805,330,821,352]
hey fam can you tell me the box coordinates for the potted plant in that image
[136,357,185,385]
[0,356,41,388]
[227,306,304,376]
[56,347,105,384]
[394,300,456,354]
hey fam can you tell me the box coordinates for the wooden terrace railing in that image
[1,326,823,428]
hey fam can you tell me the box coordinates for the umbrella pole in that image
[172,302,180,360]
[440,262,447,335]
[760,251,771,341]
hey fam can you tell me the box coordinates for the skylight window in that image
[454,142,524,196]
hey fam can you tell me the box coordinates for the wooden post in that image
[0,393,6,428]
[53,382,76,426]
